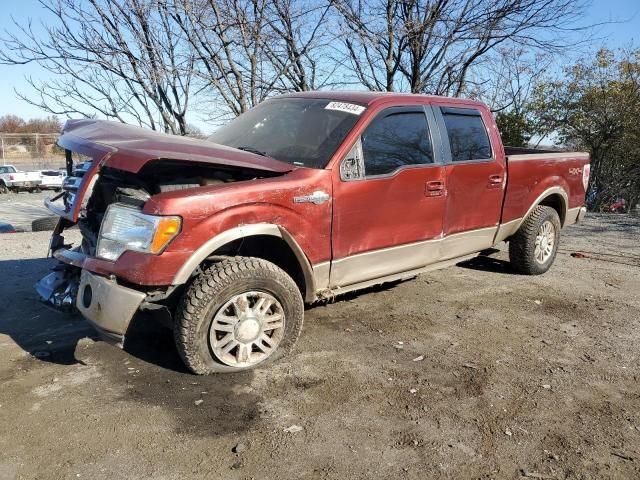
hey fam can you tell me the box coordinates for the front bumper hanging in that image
[35,245,147,345]
[76,270,146,340]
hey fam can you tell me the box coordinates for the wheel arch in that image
[172,224,316,303]
[538,191,568,226]
[496,186,569,243]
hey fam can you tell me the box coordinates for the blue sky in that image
[0,0,638,129]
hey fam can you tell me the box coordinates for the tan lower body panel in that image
[312,207,585,299]
[328,253,479,297]
[328,226,497,289]
[565,206,586,225]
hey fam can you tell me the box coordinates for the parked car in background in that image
[0,221,19,233]
[39,169,66,192]
[606,197,627,213]
[36,92,590,374]
[0,165,42,193]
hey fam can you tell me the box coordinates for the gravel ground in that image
[0,191,56,231]
[0,214,639,480]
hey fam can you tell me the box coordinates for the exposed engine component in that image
[34,266,80,311]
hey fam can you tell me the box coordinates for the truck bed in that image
[499,149,590,237]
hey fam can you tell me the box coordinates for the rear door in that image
[432,105,506,259]
[330,105,447,287]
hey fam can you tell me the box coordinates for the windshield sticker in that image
[325,102,365,115]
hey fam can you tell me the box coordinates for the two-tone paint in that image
[47,92,590,311]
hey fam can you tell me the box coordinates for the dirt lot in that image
[0,191,54,231]
[0,214,639,480]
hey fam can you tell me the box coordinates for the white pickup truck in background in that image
[0,165,43,193]
[39,169,66,191]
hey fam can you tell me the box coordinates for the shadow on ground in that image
[0,257,188,374]
[0,258,94,366]
[0,256,261,439]
[458,254,514,274]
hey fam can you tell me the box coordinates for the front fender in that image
[171,221,317,298]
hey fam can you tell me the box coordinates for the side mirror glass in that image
[340,138,365,181]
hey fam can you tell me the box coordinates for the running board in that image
[323,252,479,299]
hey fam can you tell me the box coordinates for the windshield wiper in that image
[236,146,269,157]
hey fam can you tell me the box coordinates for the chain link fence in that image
[0,133,65,171]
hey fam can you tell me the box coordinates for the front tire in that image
[509,205,561,275]
[174,257,304,374]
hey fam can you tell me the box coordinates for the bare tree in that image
[263,0,343,93]
[334,0,591,95]
[1,0,597,132]
[170,0,337,121]
[1,0,196,134]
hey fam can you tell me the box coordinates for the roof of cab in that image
[275,90,486,108]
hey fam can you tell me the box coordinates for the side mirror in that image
[340,138,365,181]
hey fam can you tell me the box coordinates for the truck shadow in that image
[0,256,260,439]
[457,252,514,275]
[0,257,187,373]
[0,257,96,366]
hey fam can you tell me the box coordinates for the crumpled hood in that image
[48,119,296,222]
[59,118,295,174]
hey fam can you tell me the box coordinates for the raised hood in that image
[58,119,294,174]
[48,119,295,222]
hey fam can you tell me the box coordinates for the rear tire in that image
[0,182,7,194]
[509,205,561,275]
[174,257,304,374]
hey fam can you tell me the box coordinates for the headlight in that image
[97,204,181,261]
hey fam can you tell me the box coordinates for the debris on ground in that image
[232,443,247,454]
[611,451,634,461]
[520,469,556,479]
[284,425,303,433]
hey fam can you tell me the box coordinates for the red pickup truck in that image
[36,92,590,374]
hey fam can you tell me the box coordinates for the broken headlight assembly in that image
[96,204,181,261]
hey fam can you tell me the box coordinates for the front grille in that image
[61,158,93,213]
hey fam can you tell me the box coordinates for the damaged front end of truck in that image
[35,119,293,345]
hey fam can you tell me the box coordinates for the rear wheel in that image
[509,205,561,275]
[0,182,7,194]
[174,257,304,374]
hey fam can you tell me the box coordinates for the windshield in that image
[208,98,365,169]
[0,166,16,174]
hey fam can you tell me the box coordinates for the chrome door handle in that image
[293,190,331,205]
[487,175,503,188]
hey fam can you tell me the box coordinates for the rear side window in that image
[441,108,492,162]
[362,110,433,176]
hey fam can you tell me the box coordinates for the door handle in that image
[425,180,445,197]
[488,175,503,188]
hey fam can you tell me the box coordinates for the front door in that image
[330,106,447,288]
